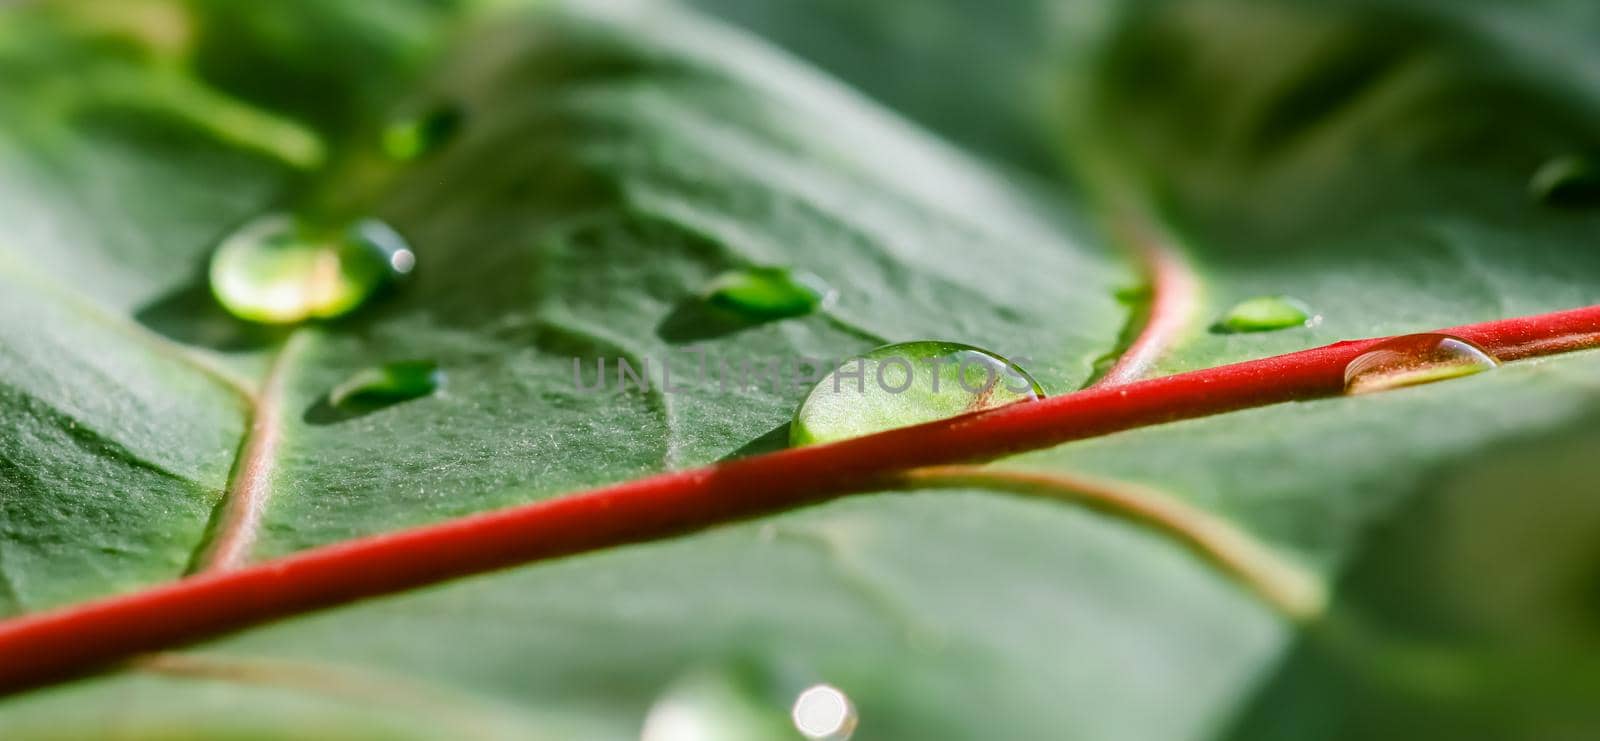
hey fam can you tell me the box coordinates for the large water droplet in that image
[1216,296,1315,333]
[703,267,835,320]
[790,341,1044,446]
[328,360,443,407]
[382,104,464,161]
[1343,333,1497,395]
[210,213,415,324]
[791,684,857,741]
[1529,154,1600,207]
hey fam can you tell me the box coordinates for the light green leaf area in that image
[1,1,1599,739]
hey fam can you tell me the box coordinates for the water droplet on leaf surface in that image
[210,213,414,324]
[1343,333,1497,395]
[382,104,463,161]
[1216,296,1315,333]
[790,341,1043,446]
[640,667,794,741]
[703,267,835,320]
[791,684,857,740]
[1529,155,1600,207]
[329,361,442,407]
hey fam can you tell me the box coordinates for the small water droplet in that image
[1113,283,1150,303]
[1216,296,1315,333]
[640,667,793,741]
[790,341,1043,446]
[1530,154,1600,207]
[209,213,415,324]
[703,267,836,320]
[791,684,857,741]
[1343,333,1497,395]
[382,104,463,161]
[328,361,443,407]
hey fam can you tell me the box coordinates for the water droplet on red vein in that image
[1343,333,1497,395]
[790,341,1043,446]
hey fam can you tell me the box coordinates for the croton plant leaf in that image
[1,0,1599,739]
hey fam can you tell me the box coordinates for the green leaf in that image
[2,0,1599,739]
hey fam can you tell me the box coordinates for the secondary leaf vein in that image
[193,332,307,572]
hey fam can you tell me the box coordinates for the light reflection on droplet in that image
[791,684,857,741]
[389,246,417,274]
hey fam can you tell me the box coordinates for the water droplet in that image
[1216,296,1314,333]
[790,341,1043,446]
[640,667,793,741]
[329,361,443,407]
[382,104,464,161]
[791,684,857,741]
[209,213,415,324]
[703,267,836,320]
[1343,333,1498,395]
[1529,154,1600,207]
[1113,283,1151,303]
